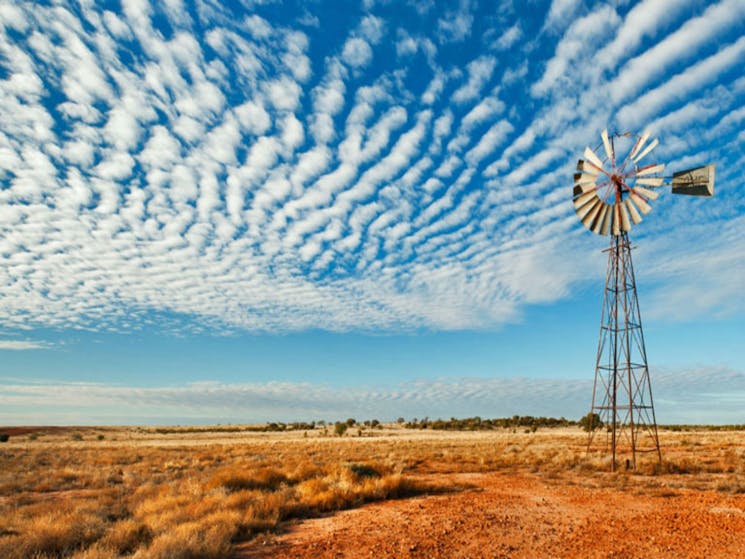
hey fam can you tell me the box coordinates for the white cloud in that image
[609,0,745,105]
[0,3,29,32]
[594,0,695,71]
[436,4,473,44]
[492,23,521,50]
[244,15,272,39]
[234,100,272,135]
[544,0,582,32]
[359,15,385,44]
[342,37,373,68]
[532,5,620,97]
[421,70,446,105]
[617,36,745,129]
[395,29,419,57]
[0,340,49,350]
[102,10,131,39]
[451,56,496,104]
[264,76,302,111]
[464,119,514,167]
[461,97,505,132]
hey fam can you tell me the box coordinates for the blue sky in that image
[1,0,744,425]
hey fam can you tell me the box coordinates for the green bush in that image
[579,412,603,432]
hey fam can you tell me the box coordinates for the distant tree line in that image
[404,415,578,431]
[120,416,745,440]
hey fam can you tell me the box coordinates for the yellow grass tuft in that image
[207,465,288,492]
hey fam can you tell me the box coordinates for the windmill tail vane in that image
[573,129,715,472]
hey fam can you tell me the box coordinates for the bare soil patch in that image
[236,471,745,559]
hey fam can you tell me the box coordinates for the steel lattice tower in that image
[586,232,661,471]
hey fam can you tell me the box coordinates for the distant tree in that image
[396,417,405,424]
[345,418,356,427]
[580,412,603,432]
[334,422,348,437]
[371,419,380,428]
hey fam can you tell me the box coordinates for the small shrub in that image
[208,467,288,492]
[101,520,152,554]
[0,433,9,443]
[348,463,380,479]
[334,422,348,437]
[138,513,238,559]
[579,412,603,432]
[71,543,120,559]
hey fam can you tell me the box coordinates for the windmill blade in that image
[629,130,650,160]
[573,190,597,208]
[636,163,665,176]
[600,203,612,235]
[633,186,659,200]
[591,204,610,234]
[576,195,601,219]
[601,129,613,161]
[577,159,600,175]
[612,204,621,236]
[619,202,632,232]
[583,146,605,170]
[574,200,602,221]
[573,183,596,197]
[624,198,643,225]
[635,177,663,187]
[582,199,604,228]
[629,192,651,214]
[632,138,659,163]
[574,172,598,184]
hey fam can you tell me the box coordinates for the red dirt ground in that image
[234,472,745,559]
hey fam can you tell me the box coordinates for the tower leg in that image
[586,233,661,470]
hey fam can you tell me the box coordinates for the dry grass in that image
[0,425,742,558]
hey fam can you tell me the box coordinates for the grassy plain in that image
[0,424,743,558]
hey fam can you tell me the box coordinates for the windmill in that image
[573,129,715,471]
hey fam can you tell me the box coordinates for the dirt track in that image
[235,472,745,559]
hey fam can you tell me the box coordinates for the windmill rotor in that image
[571,129,715,237]
[573,130,662,236]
